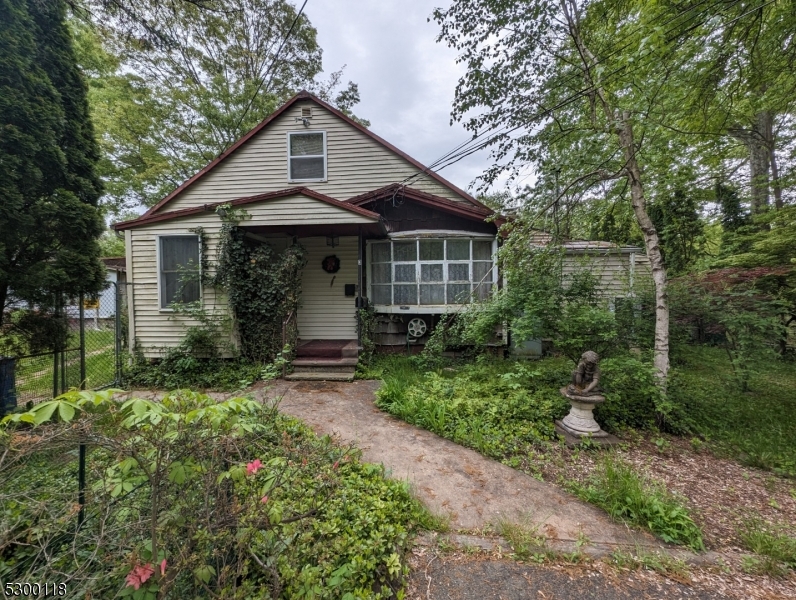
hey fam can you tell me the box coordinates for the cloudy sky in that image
[303,0,499,196]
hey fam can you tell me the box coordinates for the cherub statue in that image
[567,350,601,396]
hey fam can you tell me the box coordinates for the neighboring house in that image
[113,91,648,376]
[65,257,127,328]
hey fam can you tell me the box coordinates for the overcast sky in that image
[303,0,499,196]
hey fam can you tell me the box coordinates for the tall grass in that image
[569,454,704,551]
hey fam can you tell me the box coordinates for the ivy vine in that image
[212,207,307,363]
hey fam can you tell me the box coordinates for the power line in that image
[398,0,749,190]
[225,0,310,152]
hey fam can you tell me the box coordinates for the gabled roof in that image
[143,91,489,217]
[348,184,505,226]
[113,187,380,231]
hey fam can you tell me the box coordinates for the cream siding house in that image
[115,91,649,374]
[115,92,502,375]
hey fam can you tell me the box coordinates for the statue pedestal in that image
[557,387,608,438]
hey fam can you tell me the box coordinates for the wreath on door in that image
[322,255,340,273]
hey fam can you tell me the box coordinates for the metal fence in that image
[0,282,127,413]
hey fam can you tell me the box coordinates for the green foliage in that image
[0,0,105,313]
[375,357,570,459]
[357,306,378,367]
[569,455,704,550]
[648,190,706,276]
[738,518,796,576]
[214,220,307,363]
[1,390,424,597]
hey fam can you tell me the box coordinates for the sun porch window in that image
[368,237,496,311]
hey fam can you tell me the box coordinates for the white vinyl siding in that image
[288,131,326,182]
[162,100,470,211]
[368,237,497,313]
[296,237,358,340]
[127,194,373,356]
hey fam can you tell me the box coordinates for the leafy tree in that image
[648,190,705,275]
[74,1,365,213]
[0,0,105,314]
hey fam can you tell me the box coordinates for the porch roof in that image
[113,187,381,231]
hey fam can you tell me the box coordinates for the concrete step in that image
[284,371,355,382]
[292,364,356,374]
[292,357,358,368]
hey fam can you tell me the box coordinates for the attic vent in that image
[301,107,313,119]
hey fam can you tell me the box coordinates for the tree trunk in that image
[617,111,670,383]
[730,111,771,213]
[766,115,783,210]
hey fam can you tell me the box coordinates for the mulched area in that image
[529,432,796,551]
[406,543,796,600]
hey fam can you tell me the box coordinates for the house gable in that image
[146,91,485,216]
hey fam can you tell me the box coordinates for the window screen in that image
[369,238,495,307]
[288,132,325,181]
[160,236,201,308]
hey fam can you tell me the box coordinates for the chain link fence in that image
[1,282,127,414]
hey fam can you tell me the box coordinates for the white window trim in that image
[287,130,327,183]
[366,237,498,314]
[156,233,202,312]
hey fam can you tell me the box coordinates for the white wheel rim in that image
[408,318,427,337]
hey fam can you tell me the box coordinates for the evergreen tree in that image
[0,0,105,314]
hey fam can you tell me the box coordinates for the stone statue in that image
[567,350,601,396]
[557,350,609,440]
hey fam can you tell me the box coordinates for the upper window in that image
[368,238,496,308]
[159,235,201,308]
[288,131,326,182]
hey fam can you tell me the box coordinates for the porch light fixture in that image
[326,236,339,248]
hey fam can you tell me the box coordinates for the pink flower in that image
[126,563,155,590]
[160,558,167,576]
[246,459,263,476]
[261,495,269,504]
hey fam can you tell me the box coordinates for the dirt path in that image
[262,380,666,555]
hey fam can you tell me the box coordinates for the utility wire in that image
[224,0,309,152]
[398,0,750,189]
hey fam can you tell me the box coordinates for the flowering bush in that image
[1,391,422,598]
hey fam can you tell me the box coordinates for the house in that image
[113,91,649,378]
[113,91,503,378]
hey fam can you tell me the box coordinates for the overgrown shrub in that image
[569,455,704,550]
[376,358,570,458]
[0,390,422,598]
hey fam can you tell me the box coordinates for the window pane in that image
[447,284,471,304]
[393,284,417,305]
[419,239,444,260]
[372,285,391,305]
[393,241,417,261]
[421,263,443,282]
[394,264,416,282]
[448,263,469,281]
[161,236,199,271]
[290,132,324,156]
[446,239,470,260]
[474,282,493,301]
[472,261,493,284]
[290,156,324,180]
[162,274,200,307]
[371,243,391,263]
[420,284,445,305]
[372,263,391,284]
[473,240,493,260]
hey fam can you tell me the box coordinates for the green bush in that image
[738,518,796,575]
[1,390,423,598]
[569,455,704,551]
[375,358,570,459]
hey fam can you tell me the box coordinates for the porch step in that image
[296,339,359,359]
[292,358,358,374]
[284,371,355,382]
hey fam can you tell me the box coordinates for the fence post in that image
[52,293,60,399]
[78,293,87,528]
[115,282,122,387]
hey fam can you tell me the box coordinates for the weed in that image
[654,437,671,453]
[497,521,549,562]
[408,498,451,533]
[569,455,704,551]
[610,549,691,579]
[738,518,796,574]
[689,437,704,452]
